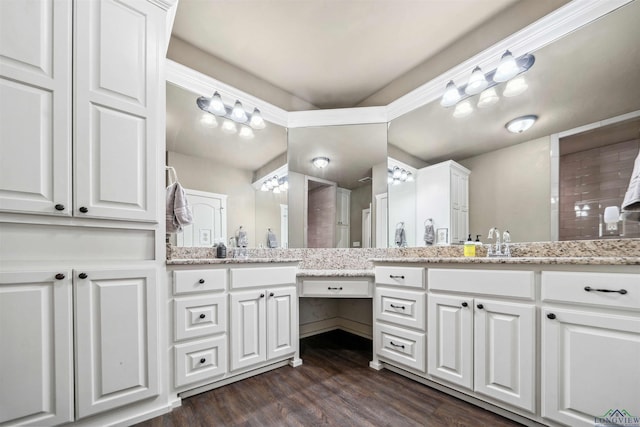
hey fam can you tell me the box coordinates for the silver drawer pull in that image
[389,341,405,349]
[584,286,627,295]
[389,275,405,279]
[328,287,343,290]
[390,304,406,310]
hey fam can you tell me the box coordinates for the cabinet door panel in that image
[74,0,159,221]
[428,294,473,389]
[474,299,535,411]
[75,268,158,418]
[267,287,296,360]
[0,271,73,426]
[0,0,71,215]
[542,308,640,427]
[230,290,266,370]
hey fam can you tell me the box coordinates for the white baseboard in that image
[300,317,372,339]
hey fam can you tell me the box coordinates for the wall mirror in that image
[166,82,288,248]
[387,1,640,245]
[287,123,387,248]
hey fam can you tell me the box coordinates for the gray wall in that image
[349,183,372,247]
[459,136,551,243]
[287,171,306,248]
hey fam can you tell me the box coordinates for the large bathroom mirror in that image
[166,82,289,248]
[287,123,387,248]
[388,1,640,245]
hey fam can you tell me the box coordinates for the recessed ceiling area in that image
[170,0,544,109]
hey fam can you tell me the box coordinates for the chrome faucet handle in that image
[503,230,511,243]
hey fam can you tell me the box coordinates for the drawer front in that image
[428,269,534,299]
[174,269,226,294]
[174,336,227,388]
[542,271,640,310]
[174,295,227,341]
[301,280,371,297]
[375,266,424,289]
[376,288,426,330]
[377,323,426,372]
[230,266,297,289]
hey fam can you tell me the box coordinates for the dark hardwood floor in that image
[135,331,523,426]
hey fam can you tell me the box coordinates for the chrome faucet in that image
[502,230,511,257]
[487,227,501,256]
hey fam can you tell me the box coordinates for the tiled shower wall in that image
[559,139,640,240]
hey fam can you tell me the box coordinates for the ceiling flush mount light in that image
[197,92,266,131]
[440,51,535,113]
[465,66,488,95]
[505,115,538,133]
[312,157,330,168]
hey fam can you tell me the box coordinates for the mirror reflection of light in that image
[221,119,237,134]
[239,126,254,139]
[503,75,528,97]
[200,113,218,128]
[453,100,473,118]
[477,87,499,108]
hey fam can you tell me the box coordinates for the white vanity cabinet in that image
[540,271,640,427]
[0,0,162,221]
[427,269,536,412]
[372,266,427,373]
[0,271,73,426]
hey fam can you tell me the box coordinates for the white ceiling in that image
[171,0,518,109]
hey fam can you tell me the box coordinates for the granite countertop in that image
[297,269,375,277]
[370,256,640,265]
[167,258,302,265]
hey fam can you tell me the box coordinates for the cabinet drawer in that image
[377,323,426,372]
[375,267,424,289]
[174,336,227,388]
[376,288,426,330]
[428,269,534,299]
[230,267,296,289]
[301,279,371,297]
[542,271,640,310]
[174,269,226,294]
[174,295,227,341]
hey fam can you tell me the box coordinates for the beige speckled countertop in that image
[297,269,375,277]
[370,256,640,265]
[166,258,302,265]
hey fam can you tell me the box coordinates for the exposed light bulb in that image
[208,92,226,115]
[239,126,254,139]
[221,119,237,134]
[260,182,269,192]
[249,108,266,129]
[406,172,414,182]
[400,170,408,181]
[494,50,520,83]
[503,75,528,97]
[231,100,248,123]
[392,167,401,179]
[505,115,538,133]
[477,87,499,108]
[440,80,461,107]
[465,66,488,95]
[453,100,473,118]
[200,113,218,128]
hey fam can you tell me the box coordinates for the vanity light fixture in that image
[260,175,288,193]
[505,115,538,133]
[388,166,414,185]
[312,157,330,168]
[441,51,535,112]
[197,92,266,131]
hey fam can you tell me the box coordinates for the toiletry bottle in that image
[464,234,476,257]
[216,242,227,258]
[475,235,482,256]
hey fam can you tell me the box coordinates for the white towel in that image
[395,227,406,247]
[166,182,193,233]
[267,230,278,248]
[622,151,640,211]
[237,229,248,247]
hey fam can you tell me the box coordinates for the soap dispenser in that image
[464,234,476,257]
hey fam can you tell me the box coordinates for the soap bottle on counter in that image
[464,234,476,257]
[216,242,227,258]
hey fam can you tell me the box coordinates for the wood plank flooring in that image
[135,331,523,426]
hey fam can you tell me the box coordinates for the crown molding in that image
[165,59,289,128]
[287,107,387,128]
[166,0,632,127]
[386,0,633,121]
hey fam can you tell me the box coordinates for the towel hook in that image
[165,166,178,184]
